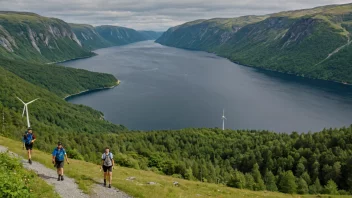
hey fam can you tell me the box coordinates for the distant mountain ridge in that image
[71,24,163,50]
[0,11,162,62]
[156,3,352,84]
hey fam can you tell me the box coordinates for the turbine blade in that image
[16,97,25,105]
[26,98,39,105]
[22,106,26,117]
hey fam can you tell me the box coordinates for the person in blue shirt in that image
[52,142,70,181]
[22,127,36,165]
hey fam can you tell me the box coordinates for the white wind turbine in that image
[17,97,39,128]
[222,109,226,131]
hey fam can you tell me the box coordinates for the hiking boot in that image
[61,176,64,181]
[58,175,61,181]
[108,184,111,188]
[28,159,32,164]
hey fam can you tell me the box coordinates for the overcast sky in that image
[0,0,351,31]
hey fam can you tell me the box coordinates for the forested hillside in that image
[0,12,161,63]
[0,58,118,98]
[111,128,352,195]
[156,3,352,83]
[0,12,93,63]
[2,110,351,195]
[0,67,126,145]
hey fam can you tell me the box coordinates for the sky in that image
[0,0,351,31]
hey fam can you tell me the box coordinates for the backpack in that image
[23,132,33,145]
[102,152,113,166]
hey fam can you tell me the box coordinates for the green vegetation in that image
[0,11,93,63]
[0,66,125,137]
[1,59,351,196]
[69,23,112,50]
[0,56,351,196]
[156,3,352,83]
[45,127,350,195]
[0,6,352,198]
[0,12,162,63]
[1,136,349,198]
[0,58,118,98]
[0,152,59,197]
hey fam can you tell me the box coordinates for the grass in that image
[24,167,60,198]
[0,152,59,198]
[313,15,350,36]
[0,136,350,198]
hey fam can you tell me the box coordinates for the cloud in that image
[0,0,351,31]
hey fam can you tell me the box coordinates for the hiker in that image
[100,147,114,188]
[52,142,70,181]
[22,127,36,164]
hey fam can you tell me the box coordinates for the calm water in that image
[62,41,352,132]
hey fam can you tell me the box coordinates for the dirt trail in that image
[0,145,131,198]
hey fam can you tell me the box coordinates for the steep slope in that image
[95,25,149,45]
[156,3,352,83]
[70,24,162,50]
[138,30,163,40]
[0,67,125,142]
[69,23,112,50]
[0,12,93,63]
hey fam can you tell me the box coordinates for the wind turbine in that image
[222,109,226,131]
[17,97,39,128]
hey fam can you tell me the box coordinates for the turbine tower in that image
[17,97,39,128]
[222,109,226,131]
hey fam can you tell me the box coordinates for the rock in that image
[173,181,179,186]
[147,182,157,185]
[126,177,136,181]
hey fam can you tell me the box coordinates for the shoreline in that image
[232,61,352,86]
[156,42,352,86]
[46,53,97,65]
[64,80,120,100]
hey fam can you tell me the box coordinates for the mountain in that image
[0,11,93,63]
[156,3,352,83]
[70,24,162,50]
[138,30,164,40]
[0,12,161,62]
[94,25,151,46]
[69,23,112,50]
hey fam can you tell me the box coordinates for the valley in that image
[1,3,352,197]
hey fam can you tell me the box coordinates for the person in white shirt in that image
[100,147,114,188]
